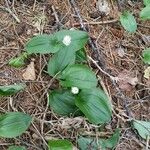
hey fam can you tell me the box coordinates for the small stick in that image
[51,5,60,24]
[32,123,48,147]
[0,0,20,23]
[146,136,150,150]
[0,6,20,23]
[88,55,117,82]
[88,55,133,119]
[73,19,118,26]
[69,0,105,68]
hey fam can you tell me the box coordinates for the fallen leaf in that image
[117,70,138,91]
[141,35,150,46]
[59,117,84,129]
[144,66,150,79]
[22,60,36,80]
[96,0,110,15]
[117,47,125,57]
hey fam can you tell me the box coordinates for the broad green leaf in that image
[9,52,28,68]
[48,48,75,77]
[75,88,112,124]
[76,48,87,63]
[133,120,150,139]
[120,11,137,33]
[142,48,150,64]
[78,137,98,150]
[54,30,89,51]
[49,89,81,116]
[77,129,120,150]
[48,139,73,150]
[60,64,97,89]
[144,0,150,6]
[100,129,120,149]
[0,112,32,138]
[140,6,150,20]
[25,30,88,54]
[0,83,26,96]
[8,146,26,150]
[25,34,63,54]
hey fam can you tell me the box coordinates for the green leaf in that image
[0,112,32,138]
[8,146,26,150]
[48,48,75,77]
[60,64,97,89]
[9,52,28,68]
[77,129,120,150]
[25,34,63,54]
[120,11,137,33]
[49,89,81,116]
[142,48,150,64]
[76,48,87,63]
[100,129,120,149]
[25,30,88,54]
[54,30,89,51]
[144,0,150,6]
[133,120,150,139]
[140,5,150,20]
[0,83,26,96]
[48,139,73,150]
[78,137,98,150]
[75,88,112,124]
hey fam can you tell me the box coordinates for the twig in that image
[39,72,60,101]
[0,0,20,23]
[32,123,48,148]
[88,55,132,119]
[9,97,18,112]
[146,136,150,150]
[41,93,49,135]
[69,0,105,68]
[51,5,60,24]
[88,55,117,82]
[0,6,20,23]
[16,138,42,150]
[73,19,118,26]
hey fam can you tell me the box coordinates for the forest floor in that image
[0,0,150,150]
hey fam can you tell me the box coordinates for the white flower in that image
[71,87,79,94]
[70,28,75,30]
[62,35,71,46]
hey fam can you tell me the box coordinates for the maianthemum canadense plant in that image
[1,28,150,149]
[25,29,113,125]
[0,29,122,150]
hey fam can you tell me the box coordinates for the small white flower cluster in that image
[71,87,79,94]
[62,35,71,46]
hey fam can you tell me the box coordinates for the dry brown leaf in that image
[144,67,150,79]
[117,70,138,91]
[22,60,36,80]
[59,117,84,129]
[117,47,125,57]
[96,0,110,15]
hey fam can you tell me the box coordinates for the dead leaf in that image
[22,60,36,80]
[59,117,84,129]
[117,70,138,91]
[96,0,110,15]
[141,35,150,46]
[117,47,125,57]
[144,67,150,79]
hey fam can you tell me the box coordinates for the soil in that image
[0,0,150,150]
